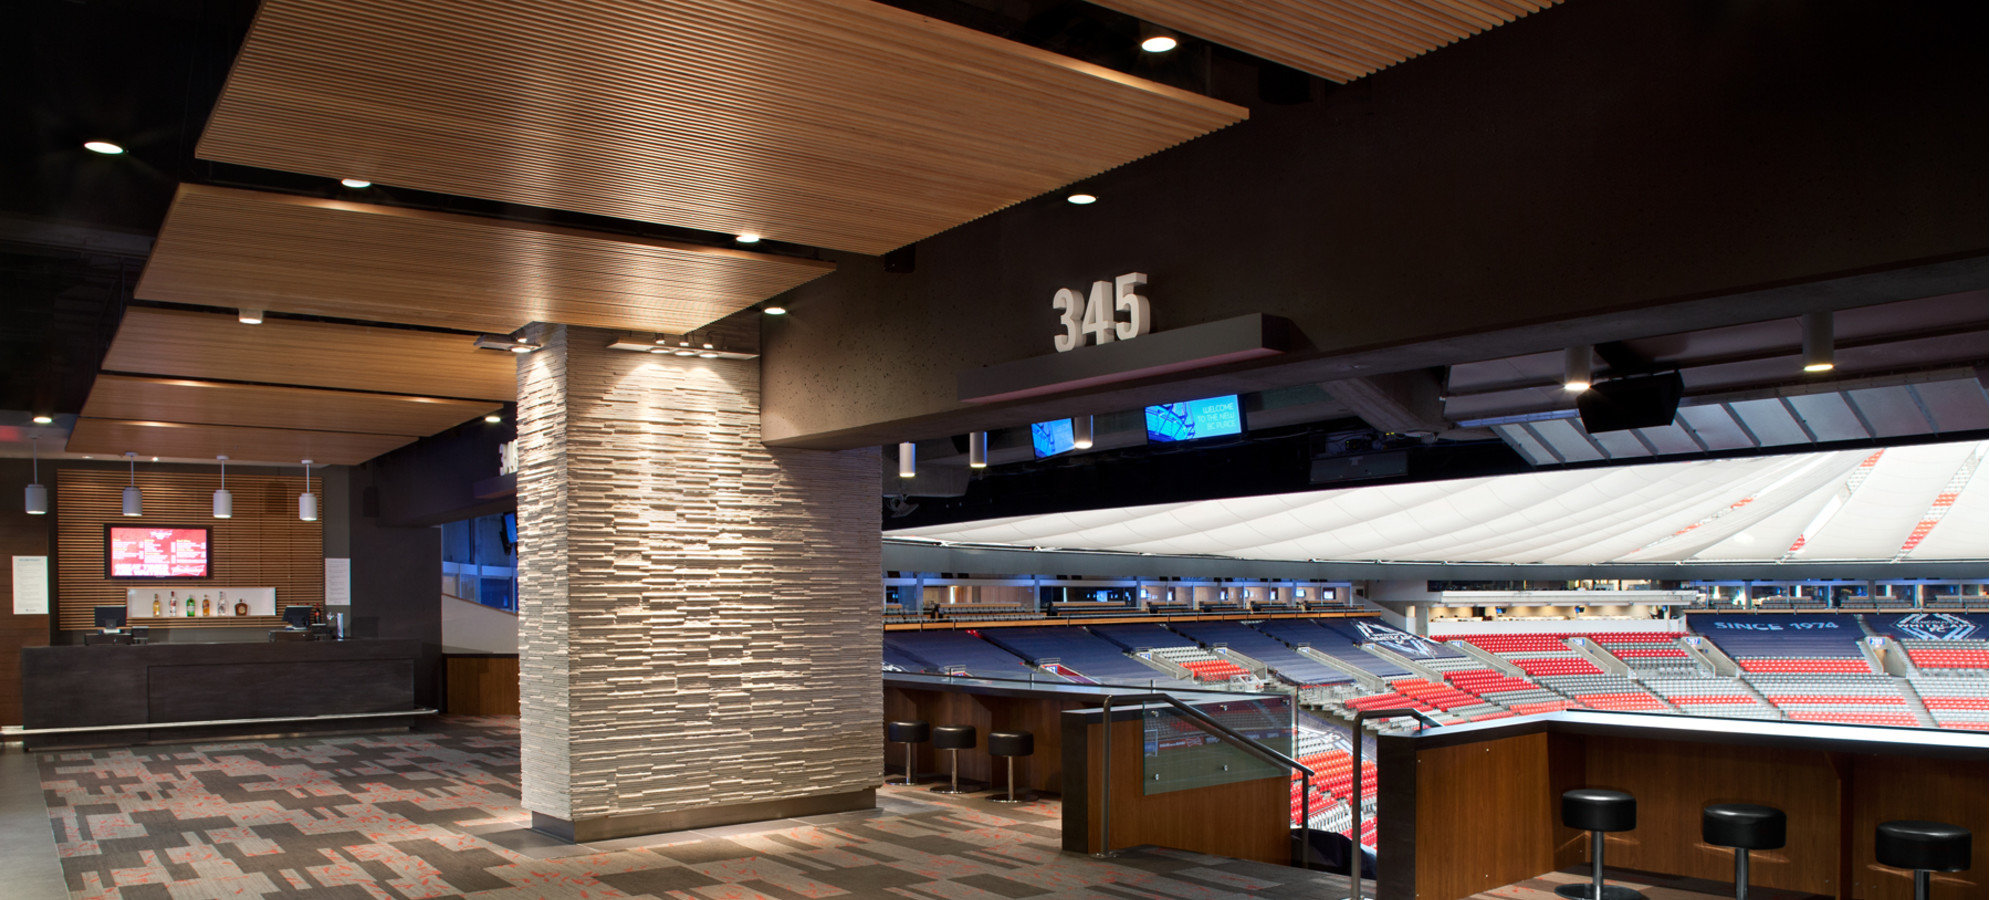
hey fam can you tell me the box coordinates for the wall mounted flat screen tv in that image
[1145,394,1244,443]
[105,525,211,578]
[1031,418,1076,459]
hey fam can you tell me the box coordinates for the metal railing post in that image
[1345,708,1439,900]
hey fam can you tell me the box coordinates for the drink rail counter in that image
[19,639,425,749]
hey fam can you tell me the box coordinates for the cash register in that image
[84,605,141,645]
[269,605,336,641]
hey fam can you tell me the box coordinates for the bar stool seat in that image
[1557,788,1642,900]
[930,725,978,795]
[1703,803,1785,900]
[885,720,928,785]
[987,730,1034,804]
[1877,820,1972,900]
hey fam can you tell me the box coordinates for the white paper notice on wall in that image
[326,557,352,606]
[12,555,49,615]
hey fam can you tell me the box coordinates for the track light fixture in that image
[1801,311,1835,372]
[122,452,142,517]
[898,442,916,478]
[299,460,318,522]
[24,437,47,515]
[213,455,233,519]
[1072,415,1095,449]
[967,431,988,469]
[1563,345,1593,393]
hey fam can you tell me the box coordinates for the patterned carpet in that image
[37,716,1353,900]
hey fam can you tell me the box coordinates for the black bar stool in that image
[1557,788,1642,900]
[884,720,928,785]
[987,730,1034,804]
[930,725,977,794]
[1877,820,1972,900]
[1703,803,1785,900]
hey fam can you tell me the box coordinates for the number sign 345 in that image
[1053,272,1151,352]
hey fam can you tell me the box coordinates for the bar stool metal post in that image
[885,721,929,786]
[987,730,1034,803]
[1702,803,1785,900]
[930,725,978,794]
[1557,788,1641,900]
[1877,820,1972,900]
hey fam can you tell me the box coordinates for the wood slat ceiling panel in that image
[81,375,499,438]
[194,0,1248,255]
[1088,0,1558,83]
[66,419,415,468]
[103,307,516,402]
[136,184,836,335]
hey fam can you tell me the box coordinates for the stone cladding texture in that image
[518,325,881,822]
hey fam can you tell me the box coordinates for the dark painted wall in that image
[0,458,54,724]
[762,0,1988,447]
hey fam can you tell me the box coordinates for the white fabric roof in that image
[889,441,1989,564]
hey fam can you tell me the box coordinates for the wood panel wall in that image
[56,468,323,632]
[1082,714,1290,864]
[444,656,520,716]
[884,686,1082,794]
[0,460,53,725]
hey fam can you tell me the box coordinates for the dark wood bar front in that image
[1376,712,1989,900]
[21,639,425,749]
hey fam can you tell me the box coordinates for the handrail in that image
[1346,707,1441,900]
[1092,692,1320,868]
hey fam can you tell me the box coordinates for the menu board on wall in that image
[106,526,211,578]
[13,556,49,615]
[127,586,277,619]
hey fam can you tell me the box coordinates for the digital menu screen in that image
[106,526,211,578]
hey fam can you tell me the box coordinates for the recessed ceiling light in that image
[698,351,720,359]
[84,141,125,155]
[484,414,502,423]
[239,308,264,325]
[1067,193,1098,205]
[509,344,533,354]
[735,232,761,244]
[340,178,372,189]
[674,349,696,357]
[764,305,787,316]
[32,415,52,424]
[1140,35,1178,53]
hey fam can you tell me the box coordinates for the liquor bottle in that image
[217,591,227,616]
[170,592,179,616]
[152,594,161,617]
[186,596,195,617]
[202,595,211,616]
[235,596,248,617]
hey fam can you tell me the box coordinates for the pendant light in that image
[121,452,142,517]
[1072,415,1095,449]
[897,443,916,479]
[24,436,47,515]
[1801,311,1835,372]
[213,455,233,518]
[299,459,318,521]
[1563,345,1593,393]
[967,431,988,469]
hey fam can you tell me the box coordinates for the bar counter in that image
[20,638,424,749]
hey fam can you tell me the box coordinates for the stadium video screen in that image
[1031,418,1076,459]
[1145,394,1244,443]
[106,525,211,578]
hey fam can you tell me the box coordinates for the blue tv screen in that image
[1031,419,1076,458]
[1145,395,1244,443]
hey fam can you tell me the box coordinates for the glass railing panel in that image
[1140,695,1293,796]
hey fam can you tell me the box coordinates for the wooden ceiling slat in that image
[194,0,1249,256]
[136,184,833,335]
[103,307,516,402]
[80,375,499,438]
[67,418,415,467]
[1088,0,1560,84]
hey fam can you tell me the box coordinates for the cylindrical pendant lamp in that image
[1563,345,1593,393]
[1801,311,1835,372]
[967,431,988,469]
[213,455,233,518]
[1072,415,1094,449]
[121,451,142,517]
[24,437,47,515]
[299,459,318,521]
[898,442,916,478]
